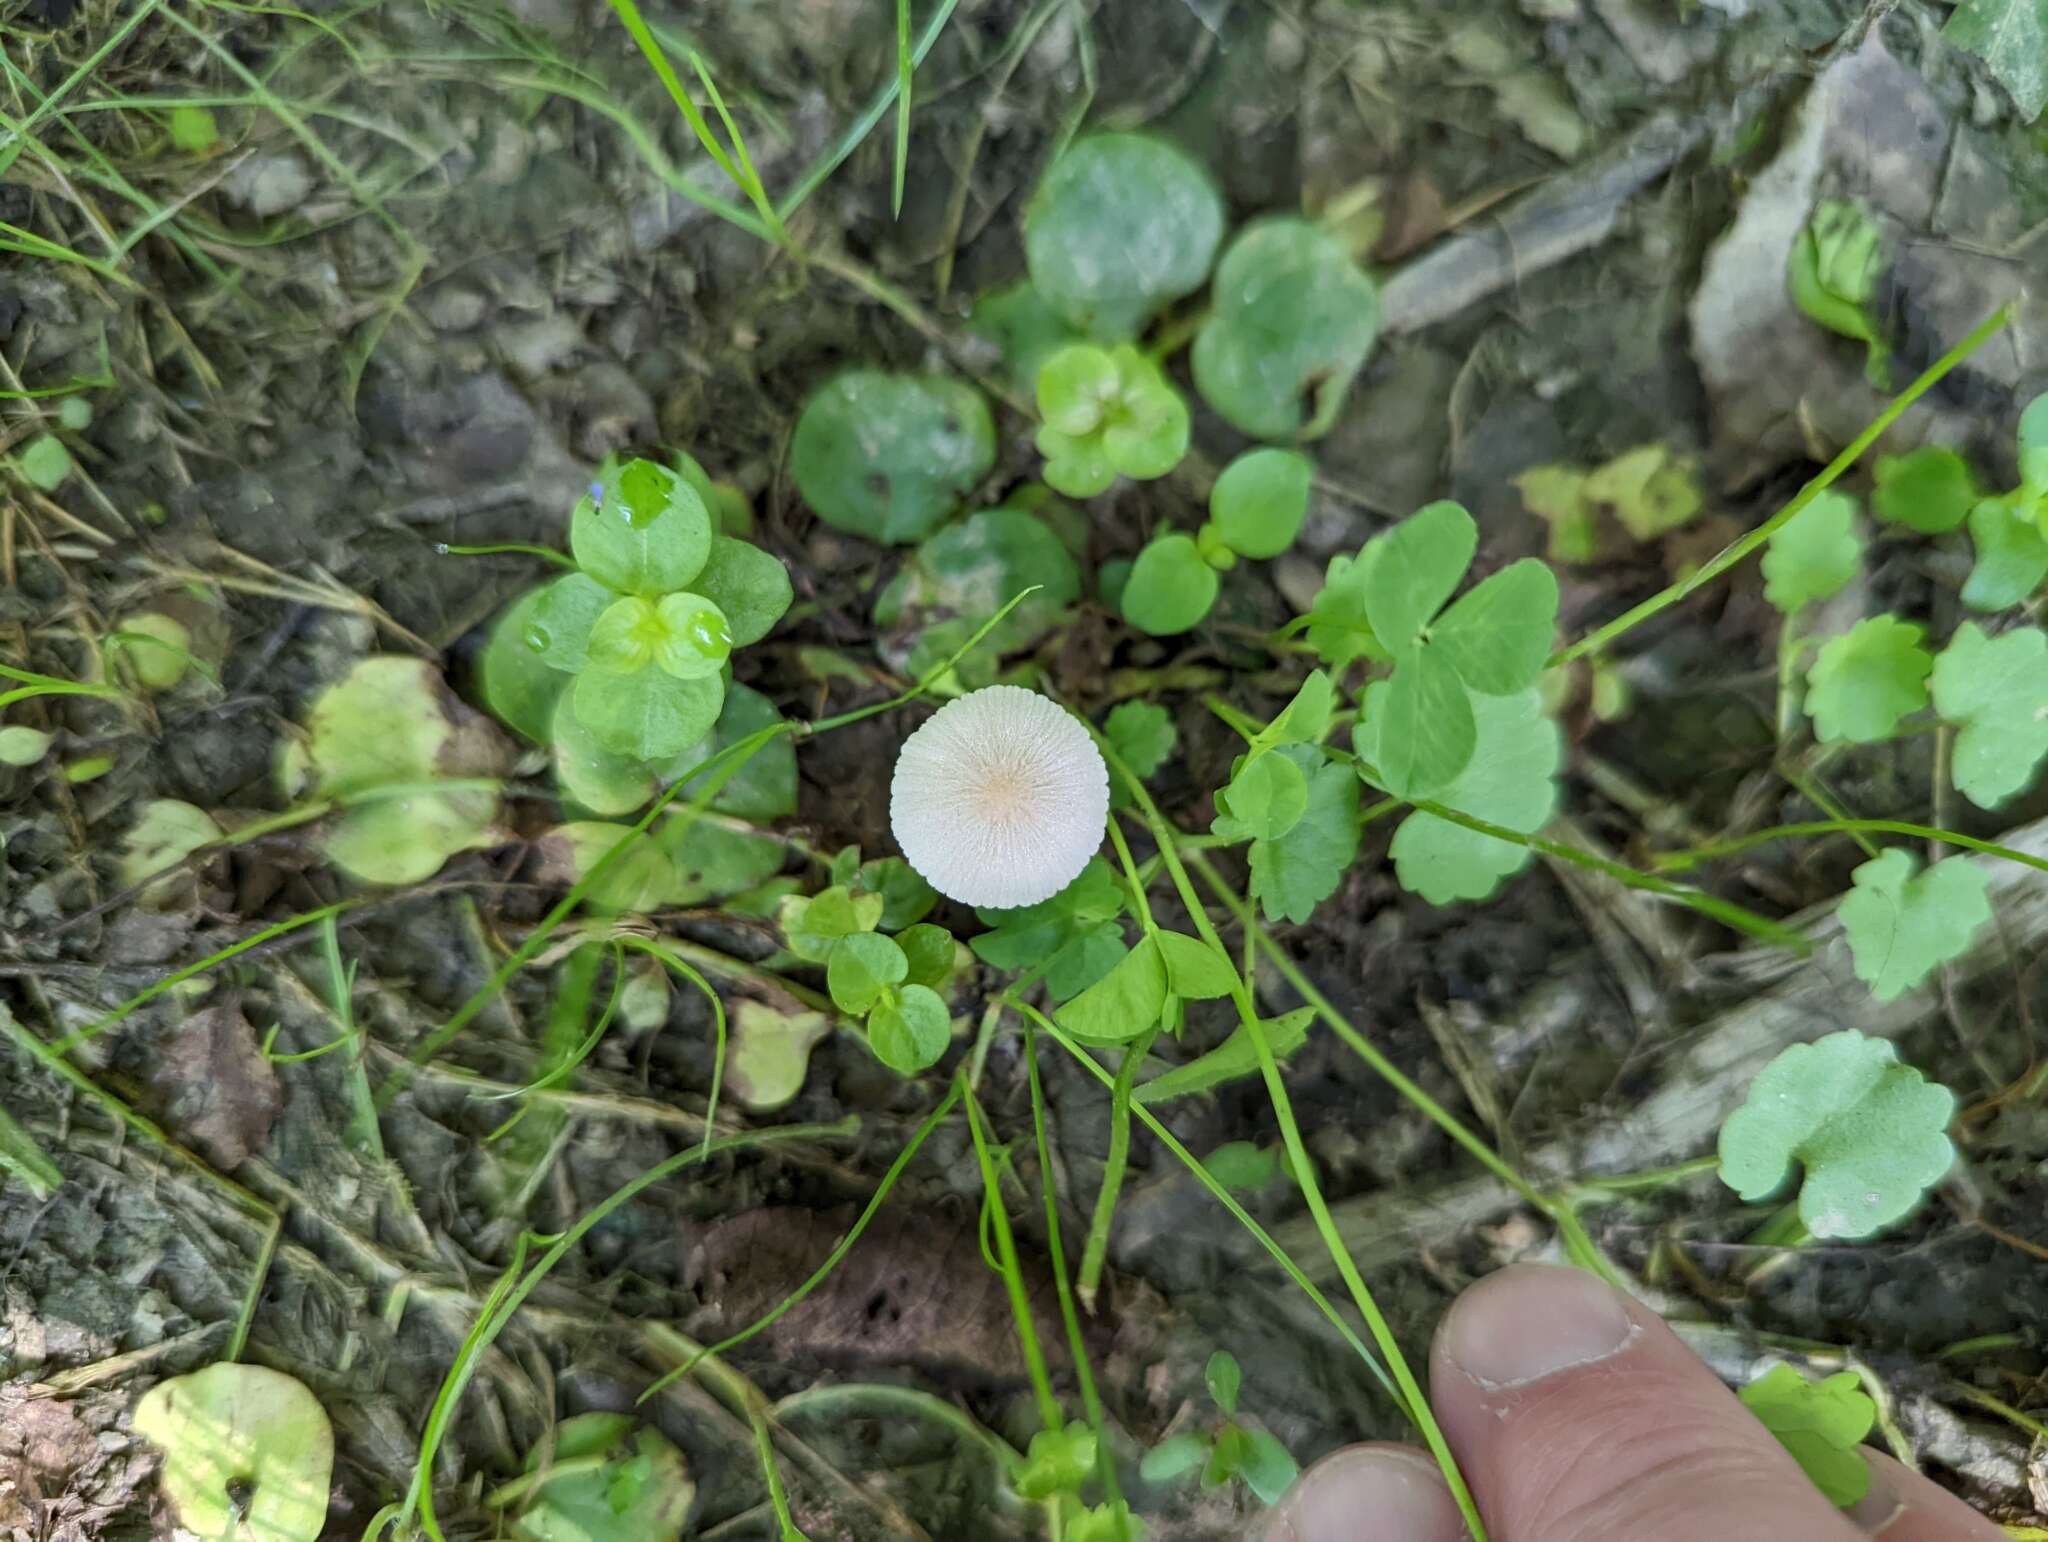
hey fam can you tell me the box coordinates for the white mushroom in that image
[889,685,1110,909]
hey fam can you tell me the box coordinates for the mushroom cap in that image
[889,685,1109,909]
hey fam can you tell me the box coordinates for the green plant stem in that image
[1103,815,1158,933]
[1554,305,2013,667]
[772,1383,1025,1477]
[1568,1154,1721,1198]
[1656,819,2048,877]
[963,1077,1065,1433]
[435,541,576,567]
[318,915,384,1161]
[1076,1024,1156,1313]
[1022,1001,1401,1406]
[620,936,728,1153]
[748,1399,805,1539]
[1023,1019,1127,1513]
[1099,745,1486,1540]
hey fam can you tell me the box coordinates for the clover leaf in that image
[511,1413,694,1542]
[571,459,713,597]
[1804,615,1931,743]
[1122,532,1220,636]
[1036,343,1190,497]
[827,931,910,1014]
[1017,1424,1100,1501]
[1962,494,2048,611]
[1786,199,1888,387]
[1243,745,1360,924]
[875,504,1081,658]
[782,884,885,963]
[1931,622,2048,810]
[1055,932,1167,1044]
[1761,490,1862,613]
[1365,686,1562,905]
[791,371,996,545]
[1739,1365,1875,1508]
[1302,549,1390,671]
[1838,849,1991,1002]
[1192,216,1380,440]
[134,1363,333,1542]
[1023,133,1224,340]
[1209,448,1313,560]
[1870,447,1978,533]
[972,857,1128,1002]
[1718,1028,1956,1237]
[867,983,951,1073]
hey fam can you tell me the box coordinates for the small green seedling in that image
[1961,393,2048,609]
[791,370,996,544]
[785,884,957,1073]
[1036,343,1190,498]
[1761,490,1862,614]
[479,458,792,814]
[1207,680,1359,923]
[279,656,510,885]
[1718,1028,1956,1238]
[1838,849,1991,1002]
[1024,133,1224,340]
[1335,499,1560,798]
[1139,1351,1300,1506]
[1103,700,1177,811]
[1739,1364,1875,1508]
[1119,448,1315,637]
[1054,925,1235,1045]
[1787,199,1889,386]
[1137,1008,1316,1107]
[1016,1423,1098,1500]
[133,1362,334,1542]
[1803,615,1931,744]
[1515,444,1707,562]
[506,1413,694,1542]
[1192,217,1380,440]
[169,103,221,152]
[1930,622,2048,809]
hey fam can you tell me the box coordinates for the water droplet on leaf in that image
[523,623,551,652]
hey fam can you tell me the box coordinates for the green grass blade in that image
[892,0,912,216]
[0,1100,62,1199]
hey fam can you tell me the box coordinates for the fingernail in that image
[1441,1264,1636,1390]
[1262,1447,1467,1542]
[1847,1461,1906,1535]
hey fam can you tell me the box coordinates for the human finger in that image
[1258,1442,1468,1542]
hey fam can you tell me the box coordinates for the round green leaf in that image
[676,682,799,820]
[552,693,687,816]
[1805,615,1932,744]
[875,505,1081,657]
[687,536,792,647]
[658,815,786,904]
[2017,390,2048,490]
[1103,700,1176,780]
[827,931,910,1014]
[1718,1028,1956,1238]
[586,595,663,674]
[134,1363,333,1542]
[1361,500,1476,652]
[868,982,951,1073]
[1192,217,1381,440]
[1122,533,1220,636]
[1210,448,1313,560]
[571,458,714,596]
[1962,495,2048,611]
[1037,424,1118,499]
[324,791,501,886]
[478,586,569,743]
[1024,134,1224,340]
[1219,751,1308,842]
[523,572,615,674]
[1037,343,1122,435]
[1838,849,1991,1003]
[896,922,956,990]
[1368,646,1476,799]
[1870,447,1977,533]
[1931,622,2048,810]
[967,280,1085,395]
[512,1412,693,1542]
[1054,933,1166,1045]
[791,371,996,545]
[570,666,724,761]
[0,724,52,766]
[169,103,220,152]
[1762,490,1863,613]
[1428,558,1559,695]
[651,592,731,679]
[17,432,71,491]
[1741,1366,1875,1509]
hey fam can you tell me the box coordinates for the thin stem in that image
[1076,1026,1155,1313]
[1656,819,2048,877]
[1023,1019,1126,1513]
[963,1077,1065,1433]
